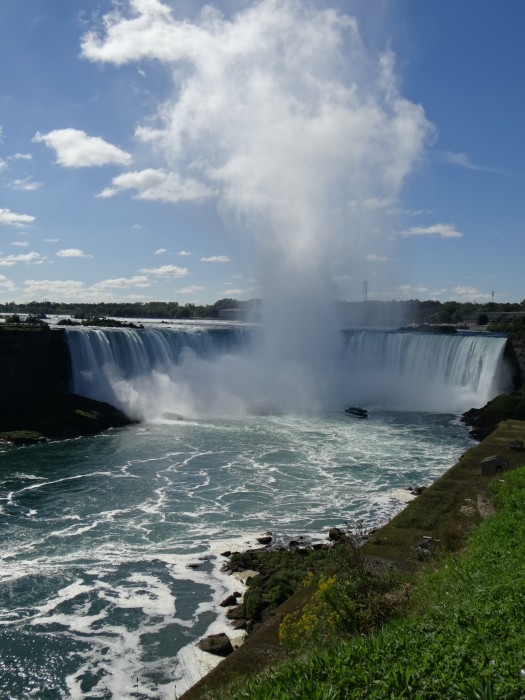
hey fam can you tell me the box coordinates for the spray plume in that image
[82,0,433,416]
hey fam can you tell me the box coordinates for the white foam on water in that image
[0,408,475,697]
[388,488,418,503]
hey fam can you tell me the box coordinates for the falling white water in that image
[66,325,510,419]
[340,330,511,413]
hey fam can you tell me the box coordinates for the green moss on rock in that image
[0,393,134,441]
[0,430,47,445]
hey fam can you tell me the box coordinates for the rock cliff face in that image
[461,336,525,440]
[0,327,70,414]
[506,336,525,387]
[0,327,133,440]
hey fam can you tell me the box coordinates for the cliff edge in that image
[0,326,133,442]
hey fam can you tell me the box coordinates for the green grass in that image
[213,466,525,700]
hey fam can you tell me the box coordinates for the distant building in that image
[476,312,525,321]
[218,307,261,322]
[218,308,244,321]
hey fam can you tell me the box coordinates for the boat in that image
[345,406,368,419]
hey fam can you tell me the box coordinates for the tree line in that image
[0,297,524,329]
[0,298,259,320]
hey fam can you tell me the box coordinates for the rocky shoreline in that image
[181,418,525,700]
[181,514,417,697]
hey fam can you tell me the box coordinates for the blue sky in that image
[0,0,523,305]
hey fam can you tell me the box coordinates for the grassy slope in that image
[361,419,525,566]
[182,421,525,700]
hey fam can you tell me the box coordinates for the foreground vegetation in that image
[180,422,525,700]
[213,466,525,699]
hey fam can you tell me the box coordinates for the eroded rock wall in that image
[504,337,524,389]
[0,328,70,415]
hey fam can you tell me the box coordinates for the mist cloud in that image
[83,1,432,278]
[82,0,434,409]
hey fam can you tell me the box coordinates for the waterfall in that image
[65,325,252,419]
[340,330,511,413]
[65,325,510,419]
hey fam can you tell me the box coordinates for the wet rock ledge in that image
[0,393,134,444]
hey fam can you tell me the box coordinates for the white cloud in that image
[11,241,29,247]
[0,208,35,227]
[33,128,132,168]
[0,274,16,291]
[0,159,7,172]
[372,284,450,301]
[201,255,231,263]
[365,253,388,262]
[81,0,242,68]
[177,285,204,294]
[222,288,243,295]
[20,276,153,301]
[368,284,430,300]
[404,208,433,217]
[350,197,397,211]
[93,275,149,289]
[439,151,509,175]
[395,284,428,296]
[452,285,493,302]
[155,248,167,255]
[0,252,46,266]
[386,207,433,216]
[23,279,86,297]
[400,223,462,238]
[44,238,59,243]
[8,153,32,161]
[139,264,188,278]
[178,250,192,256]
[97,168,215,203]
[11,177,43,191]
[56,248,91,258]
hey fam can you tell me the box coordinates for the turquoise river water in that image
[0,323,509,698]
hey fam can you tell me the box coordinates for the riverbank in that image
[181,419,525,699]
